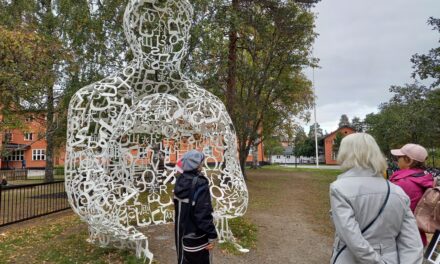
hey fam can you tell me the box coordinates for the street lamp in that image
[312,61,319,168]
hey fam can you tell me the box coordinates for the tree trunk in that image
[239,148,248,180]
[45,85,55,182]
[40,0,55,182]
[226,0,239,114]
[251,145,258,169]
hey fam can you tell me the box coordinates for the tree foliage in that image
[187,0,318,174]
[411,17,440,88]
[365,83,440,155]
[0,0,129,180]
[338,114,350,128]
[332,132,344,155]
[351,117,364,132]
[0,26,67,146]
[0,0,318,178]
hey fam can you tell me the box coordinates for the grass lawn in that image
[9,175,65,185]
[0,166,340,263]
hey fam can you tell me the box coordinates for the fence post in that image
[0,185,2,225]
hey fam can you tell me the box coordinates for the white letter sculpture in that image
[65,0,249,262]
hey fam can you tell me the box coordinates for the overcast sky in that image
[303,0,440,134]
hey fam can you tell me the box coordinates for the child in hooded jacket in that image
[174,150,217,264]
[390,143,434,246]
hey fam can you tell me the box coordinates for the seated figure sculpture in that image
[65,0,249,262]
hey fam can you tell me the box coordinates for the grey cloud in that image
[305,0,440,132]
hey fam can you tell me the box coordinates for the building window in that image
[138,147,147,158]
[32,149,46,161]
[332,151,337,161]
[276,155,281,159]
[203,146,213,156]
[286,155,291,159]
[25,115,34,122]
[24,133,33,141]
[5,150,24,161]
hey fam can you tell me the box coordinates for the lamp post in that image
[313,62,319,168]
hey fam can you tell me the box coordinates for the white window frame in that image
[24,132,33,141]
[25,115,34,122]
[32,149,46,161]
[332,151,337,161]
[203,146,213,156]
[5,150,24,161]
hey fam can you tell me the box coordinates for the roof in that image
[283,146,294,155]
[323,126,356,139]
[4,143,30,150]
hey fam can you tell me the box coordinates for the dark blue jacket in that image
[174,170,217,240]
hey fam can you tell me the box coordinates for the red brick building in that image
[0,115,65,169]
[324,126,356,165]
[1,113,263,169]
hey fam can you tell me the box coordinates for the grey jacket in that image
[330,168,423,264]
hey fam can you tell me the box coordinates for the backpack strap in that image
[333,180,391,264]
[182,175,200,236]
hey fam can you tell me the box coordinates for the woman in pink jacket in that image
[390,143,434,246]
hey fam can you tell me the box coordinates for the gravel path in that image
[148,170,333,264]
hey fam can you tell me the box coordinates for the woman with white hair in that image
[330,133,423,264]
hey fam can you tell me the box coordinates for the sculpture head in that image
[123,0,194,70]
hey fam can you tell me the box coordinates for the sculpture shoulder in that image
[185,82,224,103]
[69,74,128,109]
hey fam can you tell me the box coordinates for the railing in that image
[0,169,27,181]
[0,181,70,227]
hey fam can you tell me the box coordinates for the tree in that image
[364,17,440,164]
[332,132,345,156]
[0,26,67,173]
[308,123,323,139]
[411,17,440,88]
[365,83,440,155]
[189,0,318,176]
[351,117,364,132]
[1,0,319,179]
[338,114,350,128]
[264,137,284,157]
[0,0,128,181]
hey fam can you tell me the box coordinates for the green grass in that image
[9,175,65,185]
[260,164,342,176]
[0,214,155,264]
[219,217,258,255]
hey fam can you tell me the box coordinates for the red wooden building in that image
[323,126,356,165]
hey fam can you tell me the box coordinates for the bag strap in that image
[333,180,391,264]
[183,175,200,234]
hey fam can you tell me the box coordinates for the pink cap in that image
[391,143,428,162]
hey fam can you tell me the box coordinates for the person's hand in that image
[205,243,214,251]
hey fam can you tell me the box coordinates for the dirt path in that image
[148,170,334,264]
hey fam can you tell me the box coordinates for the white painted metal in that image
[65,1,248,262]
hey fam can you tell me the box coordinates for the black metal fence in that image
[0,169,28,181]
[0,181,70,227]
